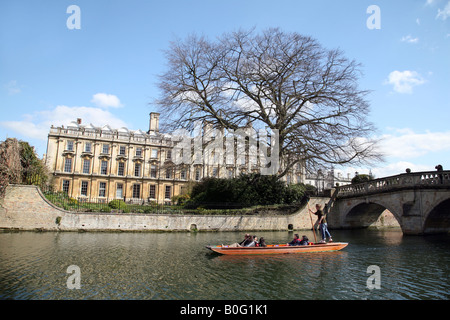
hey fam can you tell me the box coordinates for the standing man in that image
[311,204,333,243]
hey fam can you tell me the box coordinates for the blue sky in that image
[1,0,449,178]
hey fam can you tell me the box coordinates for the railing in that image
[49,127,174,146]
[336,170,450,198]
[40,187,301,215]
[41,187,180,214]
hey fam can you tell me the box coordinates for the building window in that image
[149,185,156,199]
[150,165,157,178]
[132,184,141,199]
[99,182,106,197]
[166,150,172,160]
[102,144,109,154]
[180,169,186,180]
[165,186,171,200]
[136,147,142,157]
[81,181,88,197]
[117,162,125,176]
[195,169,201,181]
[100,160,108,175]
[64,158,72,173]
[228,169,233,179]
[84,142,91,153]
[119,146,126,155]
[66,140,74,151]
[134,163,141,177]
[82,159,90,174]
[151,149,158,159]
[212,167,218,177]
[62,180,70,194]
[165,168,172,179]
[116,183,123,199]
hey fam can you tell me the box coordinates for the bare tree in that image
[156,28,382,178]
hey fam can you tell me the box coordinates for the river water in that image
[0,229,448,300]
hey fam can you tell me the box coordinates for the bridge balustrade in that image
[337,170,450,198]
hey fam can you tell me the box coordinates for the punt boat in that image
[206,242,348,255]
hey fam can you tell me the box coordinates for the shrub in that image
[108,199,130,213]
[68,197,79,206]
[187,173,306,208]
[99,206,112,213]
[109,199,126,209]
[171,193,190,206]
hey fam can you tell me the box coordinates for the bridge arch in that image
[423,197,450,235]
[343,201,401,229]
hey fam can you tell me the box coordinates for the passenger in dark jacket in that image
[259,237,267,247]
[299,235,309,245]
[239,234,251,246]
[288,234,301,246]
[244,235,256,247]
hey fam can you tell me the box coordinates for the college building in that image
[45,113,307,204]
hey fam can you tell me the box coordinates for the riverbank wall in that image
[0,185,398,232]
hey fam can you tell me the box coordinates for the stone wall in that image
[0,185,400,232]
[0,185,330,232]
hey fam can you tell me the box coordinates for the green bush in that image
[143,206,155,213]
[186,173,306,208]
[108,199,130,212]
[68,197,78,206]
[172,194,190,206]
[99,206,112,213]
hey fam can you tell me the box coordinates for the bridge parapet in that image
[336,170,450,198]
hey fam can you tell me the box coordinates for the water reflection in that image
[0,229,448,300]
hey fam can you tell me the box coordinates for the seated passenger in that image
[244,235,256,247]
[238,234,251,246]
[288,234,301,246]
[299,235,309,245]
[228,233,250,247]
[259,237,267,247]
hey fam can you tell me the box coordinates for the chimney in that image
[149,112,160,133]
[77,118,82,125]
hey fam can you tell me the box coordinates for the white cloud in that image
[4,80,21,95]
[384,70,426,94]
[436,1,450,19]
[336,161,433,180]
[336,128,450,178]
[401,35,419,43]
[371,162,432,178]
[91,93,123,108]
[0,105,128,141]
[378,129,450,158]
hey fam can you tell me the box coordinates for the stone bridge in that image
[328,170,450,235]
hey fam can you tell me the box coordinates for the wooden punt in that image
[206,242,348,255]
